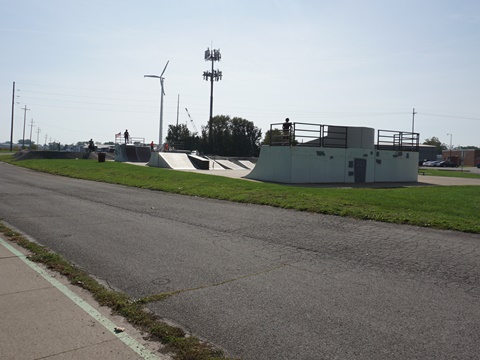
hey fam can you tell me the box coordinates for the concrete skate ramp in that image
[215,159,245,170]
[188,154,209,170]
[136,146,151,162]
[208,160,225,170]
[239,160,256,169]
[147,152,196,169]
[125,145,138,162]
[114,144,127,162]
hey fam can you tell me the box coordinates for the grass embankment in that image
[2,156,479,233]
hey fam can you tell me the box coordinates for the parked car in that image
[438,161,458,168]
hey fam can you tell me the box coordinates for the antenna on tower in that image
[203,47,222,144]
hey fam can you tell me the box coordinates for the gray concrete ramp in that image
[147,152,169,168]
[239,160,256,170]
[188,155,210,170]
[125,145,138,162]
[114,144,127,162]
[136,146,151,162]
[215,159,245,170]
[147,152,196,170]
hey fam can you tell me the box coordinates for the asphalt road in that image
[1,162,480,360]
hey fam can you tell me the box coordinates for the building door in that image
[354,158,367,183]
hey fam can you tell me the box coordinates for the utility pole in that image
[411,108,416,133]
[203,47,222,144]
[44,134,48,149]
[29,118,35,149]
[176,94,180,126]
[36,127,41,149]
[447,133,453,159]
[21,105,30,149]
[10,82,15,151]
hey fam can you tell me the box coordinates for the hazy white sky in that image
[1,0,479,147]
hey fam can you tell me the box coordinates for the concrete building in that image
[246,122,419,184]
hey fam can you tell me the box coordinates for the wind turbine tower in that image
[144,60,170,146]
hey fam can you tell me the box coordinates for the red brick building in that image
[442,149,480,167]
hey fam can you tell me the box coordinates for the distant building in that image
[418,145,438,163]
[442,149,480,167]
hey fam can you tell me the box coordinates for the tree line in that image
[166,115,262,157]
[423,136,479,154]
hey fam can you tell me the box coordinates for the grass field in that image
[1,155,479,234]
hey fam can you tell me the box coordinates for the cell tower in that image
[203,47,222,143]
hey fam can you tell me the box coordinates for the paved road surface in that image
[1,162,479,359]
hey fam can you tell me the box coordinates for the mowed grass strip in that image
[419,168,480,178]
[2,156,479,233]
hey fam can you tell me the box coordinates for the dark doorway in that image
[354,158,367,183]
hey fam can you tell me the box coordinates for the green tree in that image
[202,115,261,156]
[423,136,447,154]
[202,115,230,155]
[166,124,201,150]
[262,129,283,145]
[17,139,32,147]
[229,117,262,156]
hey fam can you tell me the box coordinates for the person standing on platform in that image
[282,118,292,144]
[124,129,129,144]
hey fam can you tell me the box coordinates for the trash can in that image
[98,152,106,163]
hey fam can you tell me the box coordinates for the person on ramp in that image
[124,129,129,144]
[282,118,292,144]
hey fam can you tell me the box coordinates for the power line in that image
[18,89,156,103]
[17,96,159,108]
[420,112,480,121]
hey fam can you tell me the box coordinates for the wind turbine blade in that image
[160,60,170,77]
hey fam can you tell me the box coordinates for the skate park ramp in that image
[125,145,138,162]
[147,152,197,169]
[215,159,245,170]
[188,154,210,170]
[207,159,225,170]
[115,144,151,162]
[114,144,127,162]
[238,160,256,169]
[136,146,151,162]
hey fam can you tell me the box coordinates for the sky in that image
[1,0,479,148]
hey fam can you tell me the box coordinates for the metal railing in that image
[269,122,348,148]
[114,134,146,146]
[376,130,419,152]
